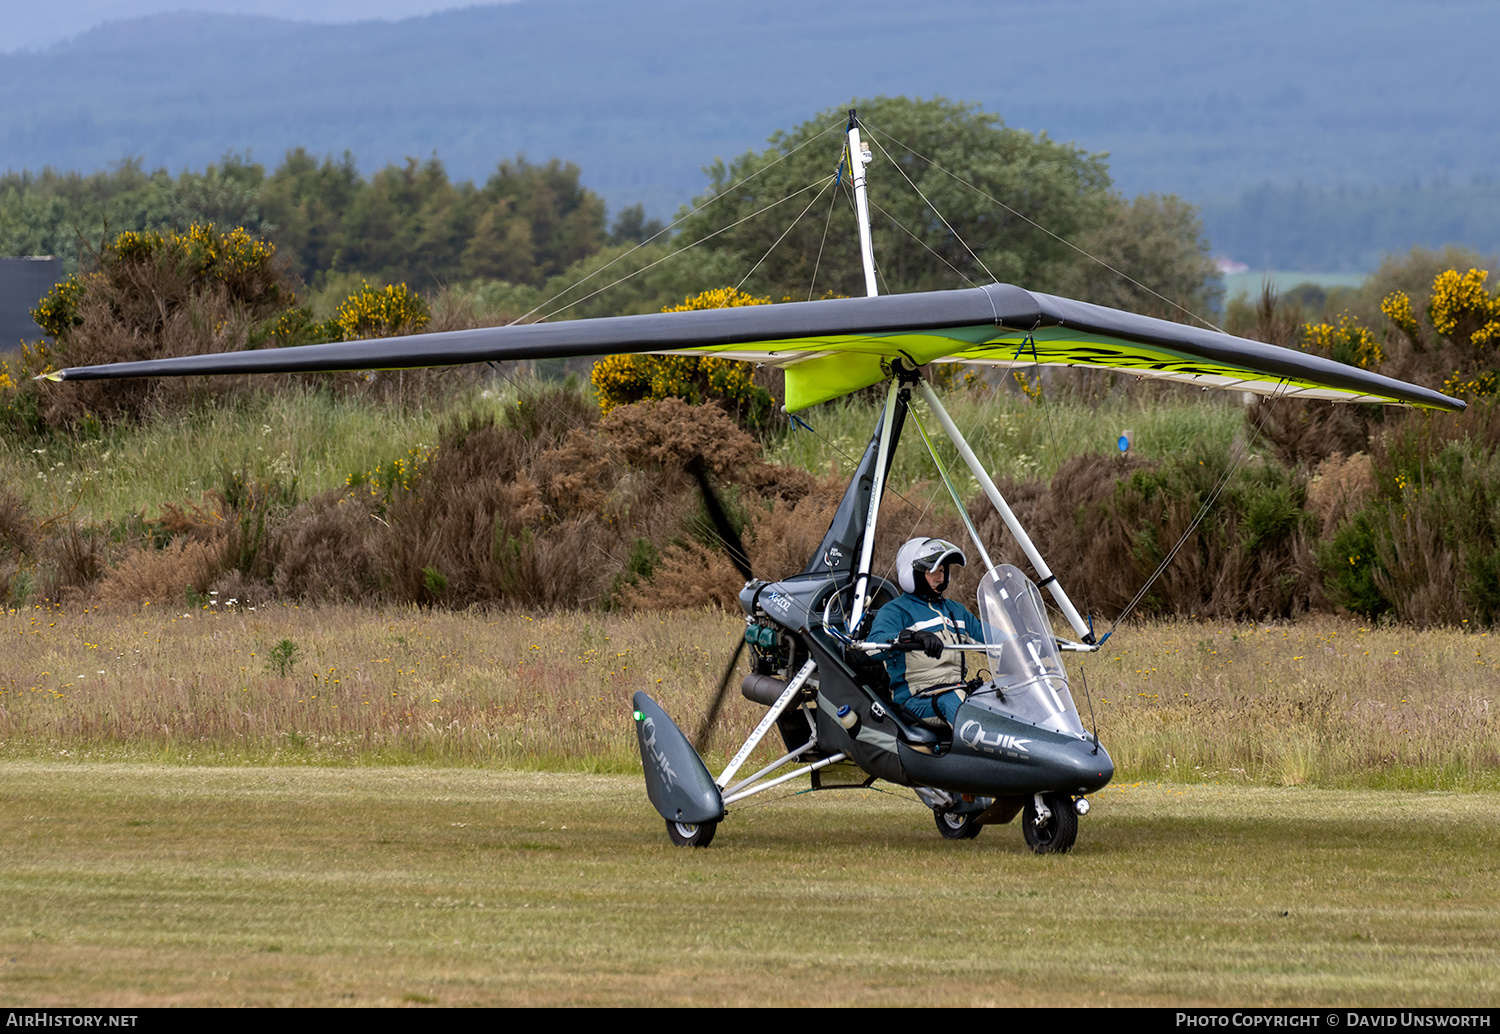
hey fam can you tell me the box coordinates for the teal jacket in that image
[868,594,983,705]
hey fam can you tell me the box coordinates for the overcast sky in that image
[2,1,513,53]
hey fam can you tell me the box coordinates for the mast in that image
[843,107,887,633]
[846,109,878,298]
[839,110,1094,646]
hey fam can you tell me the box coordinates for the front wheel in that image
[666,819,717,848]
[1022,793,1078,854]
[934,808,983,840]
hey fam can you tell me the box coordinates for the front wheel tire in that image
[1022,793,1078,854]
[666,819,717,848]
[934,808,983,840]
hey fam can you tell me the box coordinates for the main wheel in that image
[934,808,983,840]
[1022,793,1078,854]
[666,819,718,848]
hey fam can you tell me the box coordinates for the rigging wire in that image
[1099,382,1289,643]
[533,177,834,323]
[907,406,987,565]
[856,117,1260,643]
[859,118,1225,334]
[866,197,978,288]
[834,167,893,297]
[509,119,845,326]
[473,163,865,594]
[1011,331,1090,627]
[805,174,842,300]
[487,109,1237,641]
[734,174,838,294]
[459,132,856,597]
[864,132,998,285]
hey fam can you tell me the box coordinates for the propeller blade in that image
[694,637,747,754]
[685,454,753,580]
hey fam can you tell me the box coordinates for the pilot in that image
[870,537,983,727]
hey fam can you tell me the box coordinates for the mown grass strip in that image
[0,765,1496,1006]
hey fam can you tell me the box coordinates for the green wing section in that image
[655,325,998,410]
[947,327,1419,404]
[669,321,1456,411]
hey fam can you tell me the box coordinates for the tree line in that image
[1,97,1219,323]
[0,149,660,293]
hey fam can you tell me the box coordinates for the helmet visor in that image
[914,539,966,572]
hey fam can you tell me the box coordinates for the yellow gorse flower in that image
[1380,290,1420,341]
[1427,268,1496,343]
[591,288,771,418]
[659,286,771,314]
[333,282,431,341]
[1301,312,1384,371]
[346,445,435,497]
[1386,268,1500,399]
[104,224,277,282]
[1442,369,1499,399]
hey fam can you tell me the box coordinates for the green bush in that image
[1320,402,1500,626]
[1320,511,1388,619]
[970,441,1319,623]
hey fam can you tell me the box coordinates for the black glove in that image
[898,629,945,658]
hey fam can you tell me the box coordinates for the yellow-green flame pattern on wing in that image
[664,321,1454,412]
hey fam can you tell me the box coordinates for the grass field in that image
[2,606,1496,1005]
[1,764,1496,1007]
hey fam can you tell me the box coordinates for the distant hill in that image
[3,0,1498,270]
[1203,182,1500,274]
[6,1,1499,206]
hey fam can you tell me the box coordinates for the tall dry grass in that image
[1,605,1494,789]
[0,603,764,771]
[1081,617,1500,788]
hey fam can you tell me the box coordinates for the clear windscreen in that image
[972,565,1085,737]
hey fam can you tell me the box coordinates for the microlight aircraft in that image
[45,112,1463,853]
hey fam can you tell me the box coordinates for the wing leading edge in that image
[44,283,1464,414]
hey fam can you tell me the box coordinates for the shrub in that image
[97,537,222,607]
[19,224,297,431]
[269,383,629,608]
[331,281,430,340]
[977,448,1320,623]
[590,288,775,429]
[1241,285,1388,470]
[1321,407,1500,626]
[1301,313,1384,370]
[1382,266,1500,401]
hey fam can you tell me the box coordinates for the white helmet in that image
[895,537,967,594]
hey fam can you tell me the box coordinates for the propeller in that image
[685,454,754,753]
[695,638,747,754]
[685,455,752,580]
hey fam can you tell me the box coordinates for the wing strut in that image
[915,379,1095,645]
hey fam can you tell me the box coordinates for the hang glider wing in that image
[43,283,1464,413]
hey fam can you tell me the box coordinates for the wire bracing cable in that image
[510,119,846,325]
[859,118,1225,334]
